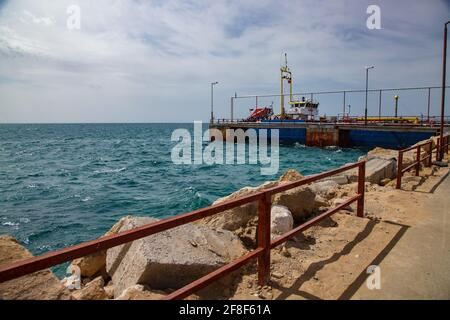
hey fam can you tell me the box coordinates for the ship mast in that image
[280,53,292,118]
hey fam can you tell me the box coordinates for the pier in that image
[209,69,450,149]
[210,121,447,149]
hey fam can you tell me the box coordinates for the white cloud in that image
[0,0,448,122]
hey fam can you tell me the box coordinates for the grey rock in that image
[270,205,293,240]
[106,216,246,296]
[272,186,317,221]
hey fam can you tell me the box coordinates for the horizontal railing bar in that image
[401,143,430,153]
[402,162,418,174]
[270,194,361,249]
[164,248,264,300]
[264,162,362,196]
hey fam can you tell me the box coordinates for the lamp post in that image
[394,95,399,118]
[439,21,450,161]
[210,81,218,123]
[365,66,374,125]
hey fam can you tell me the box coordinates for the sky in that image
[0,0,449,123]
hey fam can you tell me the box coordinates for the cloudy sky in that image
[0,0,449,123]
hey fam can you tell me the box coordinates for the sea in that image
[0,123,366,276]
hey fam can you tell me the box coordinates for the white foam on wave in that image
[2,221,19,229]
[294,142,306,149]
[93,167,126,174]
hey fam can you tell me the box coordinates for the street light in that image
[210,81,218,123]
[439,21,450,161]
[394,95,399,118]
[365,66,374,125]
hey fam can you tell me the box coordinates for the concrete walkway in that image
[352,173,450,299]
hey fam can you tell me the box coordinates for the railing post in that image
[396,150,403,189]
[436,137,441,161]
[378,89,382,119]
[446,136,449,154]
[343,91,346,119]
[427,141,433,167]
[257,193,271,286]
[357,161,365,218]
[416,145,421,176]
[230,97,234,122]
[427,87,431,123]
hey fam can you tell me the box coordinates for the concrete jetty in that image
[210,121,445,149]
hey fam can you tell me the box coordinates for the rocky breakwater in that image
[60,169,338,300]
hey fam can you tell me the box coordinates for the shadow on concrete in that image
[427,169,450,193]
[400,167,449,194]
[273,219,378,300]
[271,219,410,300]
[337,220,410,300]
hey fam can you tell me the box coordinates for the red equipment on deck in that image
[246,106,273,122]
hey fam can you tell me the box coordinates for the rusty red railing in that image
[0,161,366,300]
[396,134,449,189]
[436,134,450,160]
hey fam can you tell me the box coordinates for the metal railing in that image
[0,161,366,300]
[396,134,449,189]
[212,116,450,127]
[228,85,450,122]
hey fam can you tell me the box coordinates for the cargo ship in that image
[246,54,319,123]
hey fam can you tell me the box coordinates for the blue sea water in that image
[0,123,366,276]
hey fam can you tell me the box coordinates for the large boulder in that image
[346,158,397,185]
[0,235,72,300]
[361,146,416,167]
[272,186,317,221]
[270,205,293,240]
[106,216,246,297]
[309,180,340,200]
[364,158,397,184]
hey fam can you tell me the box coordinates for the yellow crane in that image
[280,53,293,118]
